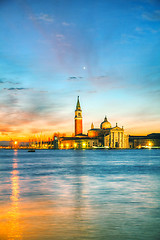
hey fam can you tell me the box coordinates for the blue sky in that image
[0,0,160,140]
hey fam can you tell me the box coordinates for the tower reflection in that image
[7,150,22,240]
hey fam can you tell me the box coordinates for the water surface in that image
[0,149,160,240]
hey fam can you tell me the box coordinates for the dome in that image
[100,116,112,129]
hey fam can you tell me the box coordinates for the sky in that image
[0,0,160,141]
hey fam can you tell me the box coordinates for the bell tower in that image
[75,96,83,136]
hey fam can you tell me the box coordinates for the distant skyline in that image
[0,0,160,141]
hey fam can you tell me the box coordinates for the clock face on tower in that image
[75,110,82,118]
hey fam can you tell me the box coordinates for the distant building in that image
[59,97,129,149]
[88,117,129,148]
[129,133,160,149]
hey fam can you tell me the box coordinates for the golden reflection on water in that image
[7,150,22,240]
[0,150,159,239]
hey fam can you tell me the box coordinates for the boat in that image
[92,146,109,149]
[28,149,35,152]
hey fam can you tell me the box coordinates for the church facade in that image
[59,97,129,149]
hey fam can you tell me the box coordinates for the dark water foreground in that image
[0,149,160,240]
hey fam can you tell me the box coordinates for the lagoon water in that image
[0,149,160,240]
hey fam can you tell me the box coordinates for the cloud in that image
[148,27,160,33]
[1,132,8,136]
[56,34,65,39]
[62,22,71,26]
[67,76,83,81]
[87,90,97,94]
[0,128,10,133]
[89,75,126,90]
[135,27,144,33]
[146,89,160,101]
[29,13,54,23]
[3,87,29,91]
[135,26,160,34]
[120,33,139,44]
[0,86,71,139]
[76,90,82,93]
[58,42,71,48]
[0,78,19,85]
[92,75,110,84]
[142,10,160,21]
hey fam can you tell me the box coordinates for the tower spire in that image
[76,96,81,110]
[104,116,107,121]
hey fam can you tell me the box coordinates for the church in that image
[59,97,129,149]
